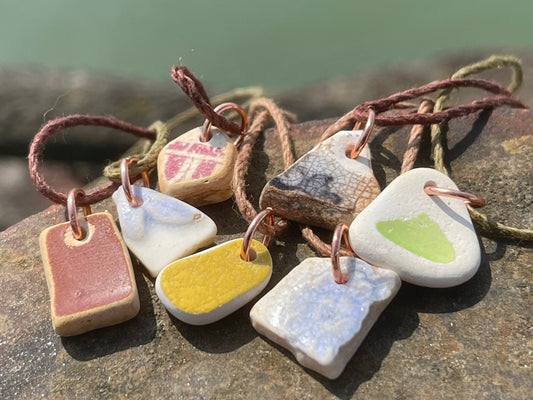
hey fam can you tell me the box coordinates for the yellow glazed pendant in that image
[155,239,272,325]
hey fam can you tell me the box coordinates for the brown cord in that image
[301,225,354,258]
[171,65,243,136]
[351,78,526,125]
[232,98,297,236]
[28,114,155,206]
[302,78,527,256]
[320,102,418,142]
[401,99,435,173]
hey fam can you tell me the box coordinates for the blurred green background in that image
[1,0,532,90]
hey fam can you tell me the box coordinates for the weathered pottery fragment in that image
[156,239,272,325]
[250,256,400,379]
[112,185,217,278]
[40,212,140,336]
[157,127,236,206]
[349,168,481,288]
[259,130,380,229]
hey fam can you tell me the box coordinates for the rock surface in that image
[1,52,532,399]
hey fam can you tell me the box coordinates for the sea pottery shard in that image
[259,130,380,229]
[349,168,481,288]
[40,212,140,336]
[250,257,400,379]
[156,239,272,325]
[157,127,236,206]
[112,185,217,278]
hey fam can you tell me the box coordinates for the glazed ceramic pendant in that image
[259,130,380,229]
[250,255,400,379]
[112,184,217,278]
[157,126,236,206]
[156,209,274,325]
[349,168,481,288]
[156,239,272,325]
[40,190,139,336]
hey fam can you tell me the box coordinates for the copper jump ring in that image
[424,185,486,208]
[331,223,356,284]
[120,157,150,208]
[240,207,275,261]
[345,107,376,159]
[201,102,248,144]
[67,188,92,240]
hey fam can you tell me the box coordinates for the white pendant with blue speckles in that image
[250,257,400,379]
[112,185,217,277]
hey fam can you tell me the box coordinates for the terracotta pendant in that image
[250,224,400,379]
[157,103,247,206]
[259,130,380,229]
[40,189,139,336]
[157,127,236,206]
[349,168,483,288]
[113,158,217,278]
[156,209,274,325]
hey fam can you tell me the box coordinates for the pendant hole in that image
[345,145,356,159]
[242,248,257,262]
[73,214,90,241]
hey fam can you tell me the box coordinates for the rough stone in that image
[1,52,532,399]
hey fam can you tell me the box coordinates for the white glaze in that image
[250,257,400,379]
[112,185,217,277]
[349,168,481,288]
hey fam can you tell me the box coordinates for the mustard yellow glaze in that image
[159,239,271,314]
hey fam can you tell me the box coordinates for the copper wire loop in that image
[331,223,356,284]
[240,207,274,261]
[345,107,376,159]
[424,185,486,208]
[201,102,248,144]
[67,188,92,240]
[120,157,150,207]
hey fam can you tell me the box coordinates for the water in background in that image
[1,0,532,90]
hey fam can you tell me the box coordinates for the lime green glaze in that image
[376,213,455,263]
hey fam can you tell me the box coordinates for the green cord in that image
[431,55,533,241]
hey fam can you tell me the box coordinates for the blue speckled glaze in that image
[250,257,400,379]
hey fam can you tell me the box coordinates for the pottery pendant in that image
[349,168,481,288]
[156,239,272,325]
[259,130,380,229]
[112,185,217,277]
[157,127,236,206]
[40,212,140,336]
[250,257,400,379]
